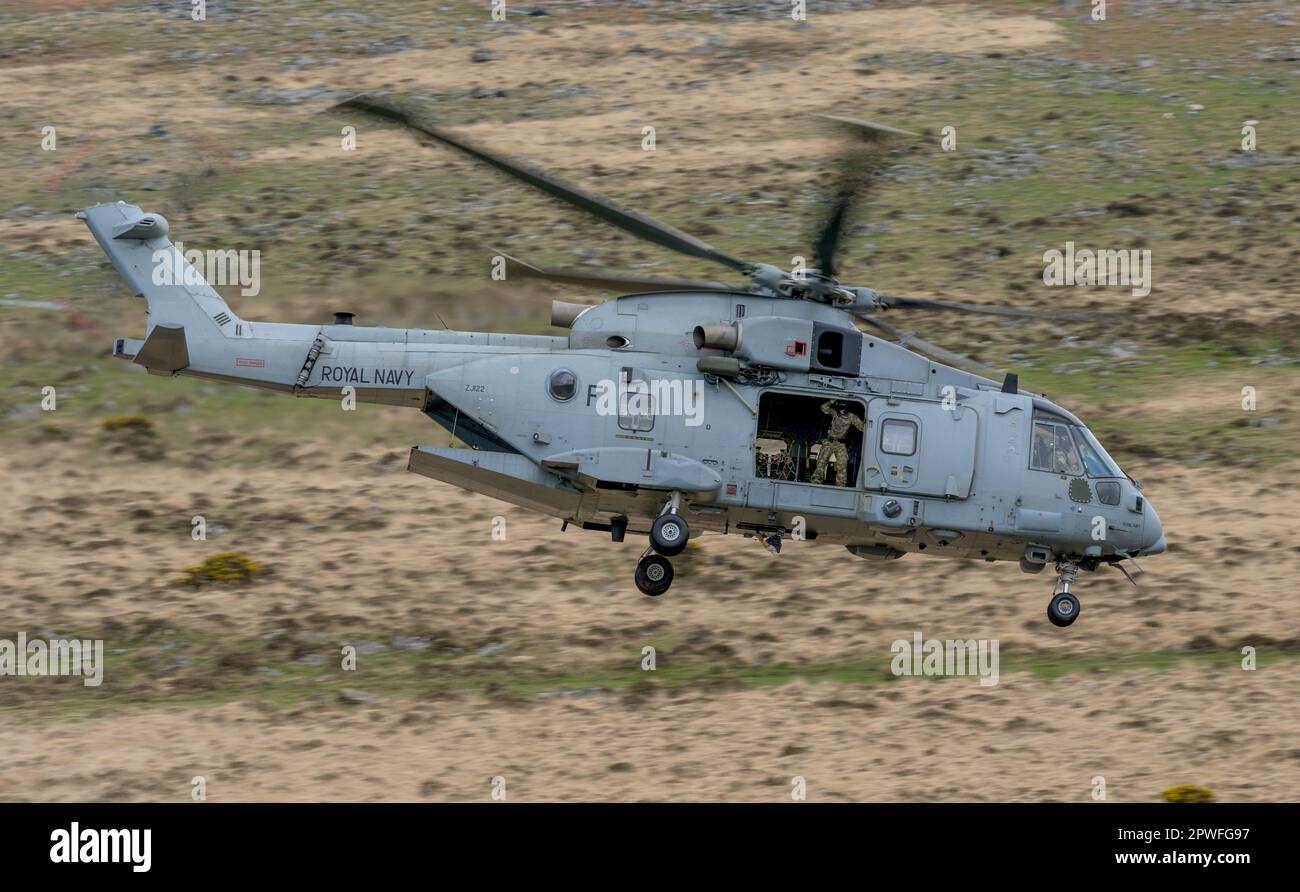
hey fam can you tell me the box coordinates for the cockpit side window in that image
[1054,425,1084,476]
[1030,419,1085,476]
[1030,422,1057,472]
[1032,409,1124,478]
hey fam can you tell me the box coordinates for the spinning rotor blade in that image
[812,115,918,279]
[876,294,1098,321]
[816,115,920,142]
[334,95,753,274]
[495,251,739,294]
[854,312,1005,378]
[813,195,852,281]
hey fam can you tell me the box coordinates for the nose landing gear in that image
[1047,559,1081,627]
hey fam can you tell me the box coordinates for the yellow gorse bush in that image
[1162,784,1214,803]
[179,552,267,587]
[102,415,154,432]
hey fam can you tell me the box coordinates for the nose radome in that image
[1143,501,1166,555]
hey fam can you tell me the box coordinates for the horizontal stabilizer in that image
[132,322,189,373]
[112,212,170,241]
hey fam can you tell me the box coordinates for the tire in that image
[634,554,674,597]
[1047,592,1081,627]
[649,513,689,556]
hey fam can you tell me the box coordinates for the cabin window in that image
[619,407,654,432]
[617,367,655,432]
[880,418,917,456]
[547,368,577,402]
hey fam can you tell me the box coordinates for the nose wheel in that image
[1046,559,1081,627]
[1047,591,1080,627]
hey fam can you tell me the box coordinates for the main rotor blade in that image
[495,251,740,294]
[334,95,753,274]
[876,294,1099,321]
[812,115,917,278]
[816,115,919,142]
[854,312,1005,378]
[813,195,851,281]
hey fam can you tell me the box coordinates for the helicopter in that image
[78,95,1164,627]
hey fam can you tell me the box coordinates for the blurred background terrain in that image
[0,0,1297,801]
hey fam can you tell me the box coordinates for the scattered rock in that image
[339,688,374,705]
[536,686,604,700]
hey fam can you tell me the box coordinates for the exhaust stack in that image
[692,321,741,352]
[551,300,593,329]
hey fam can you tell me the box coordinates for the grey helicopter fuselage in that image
[81,200,1164,591]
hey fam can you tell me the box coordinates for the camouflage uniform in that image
[811,400,863,486]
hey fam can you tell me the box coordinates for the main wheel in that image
[634,554,674,597]
[649,513,689,557]
[1047,591,1081,627]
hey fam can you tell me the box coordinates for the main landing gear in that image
[634,553,673,597]
[1046,559,1081,627]
[634,493,690,597]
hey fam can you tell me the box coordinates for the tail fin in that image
[77,201,240,336]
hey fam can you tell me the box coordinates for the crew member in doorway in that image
[811,400,863,486]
